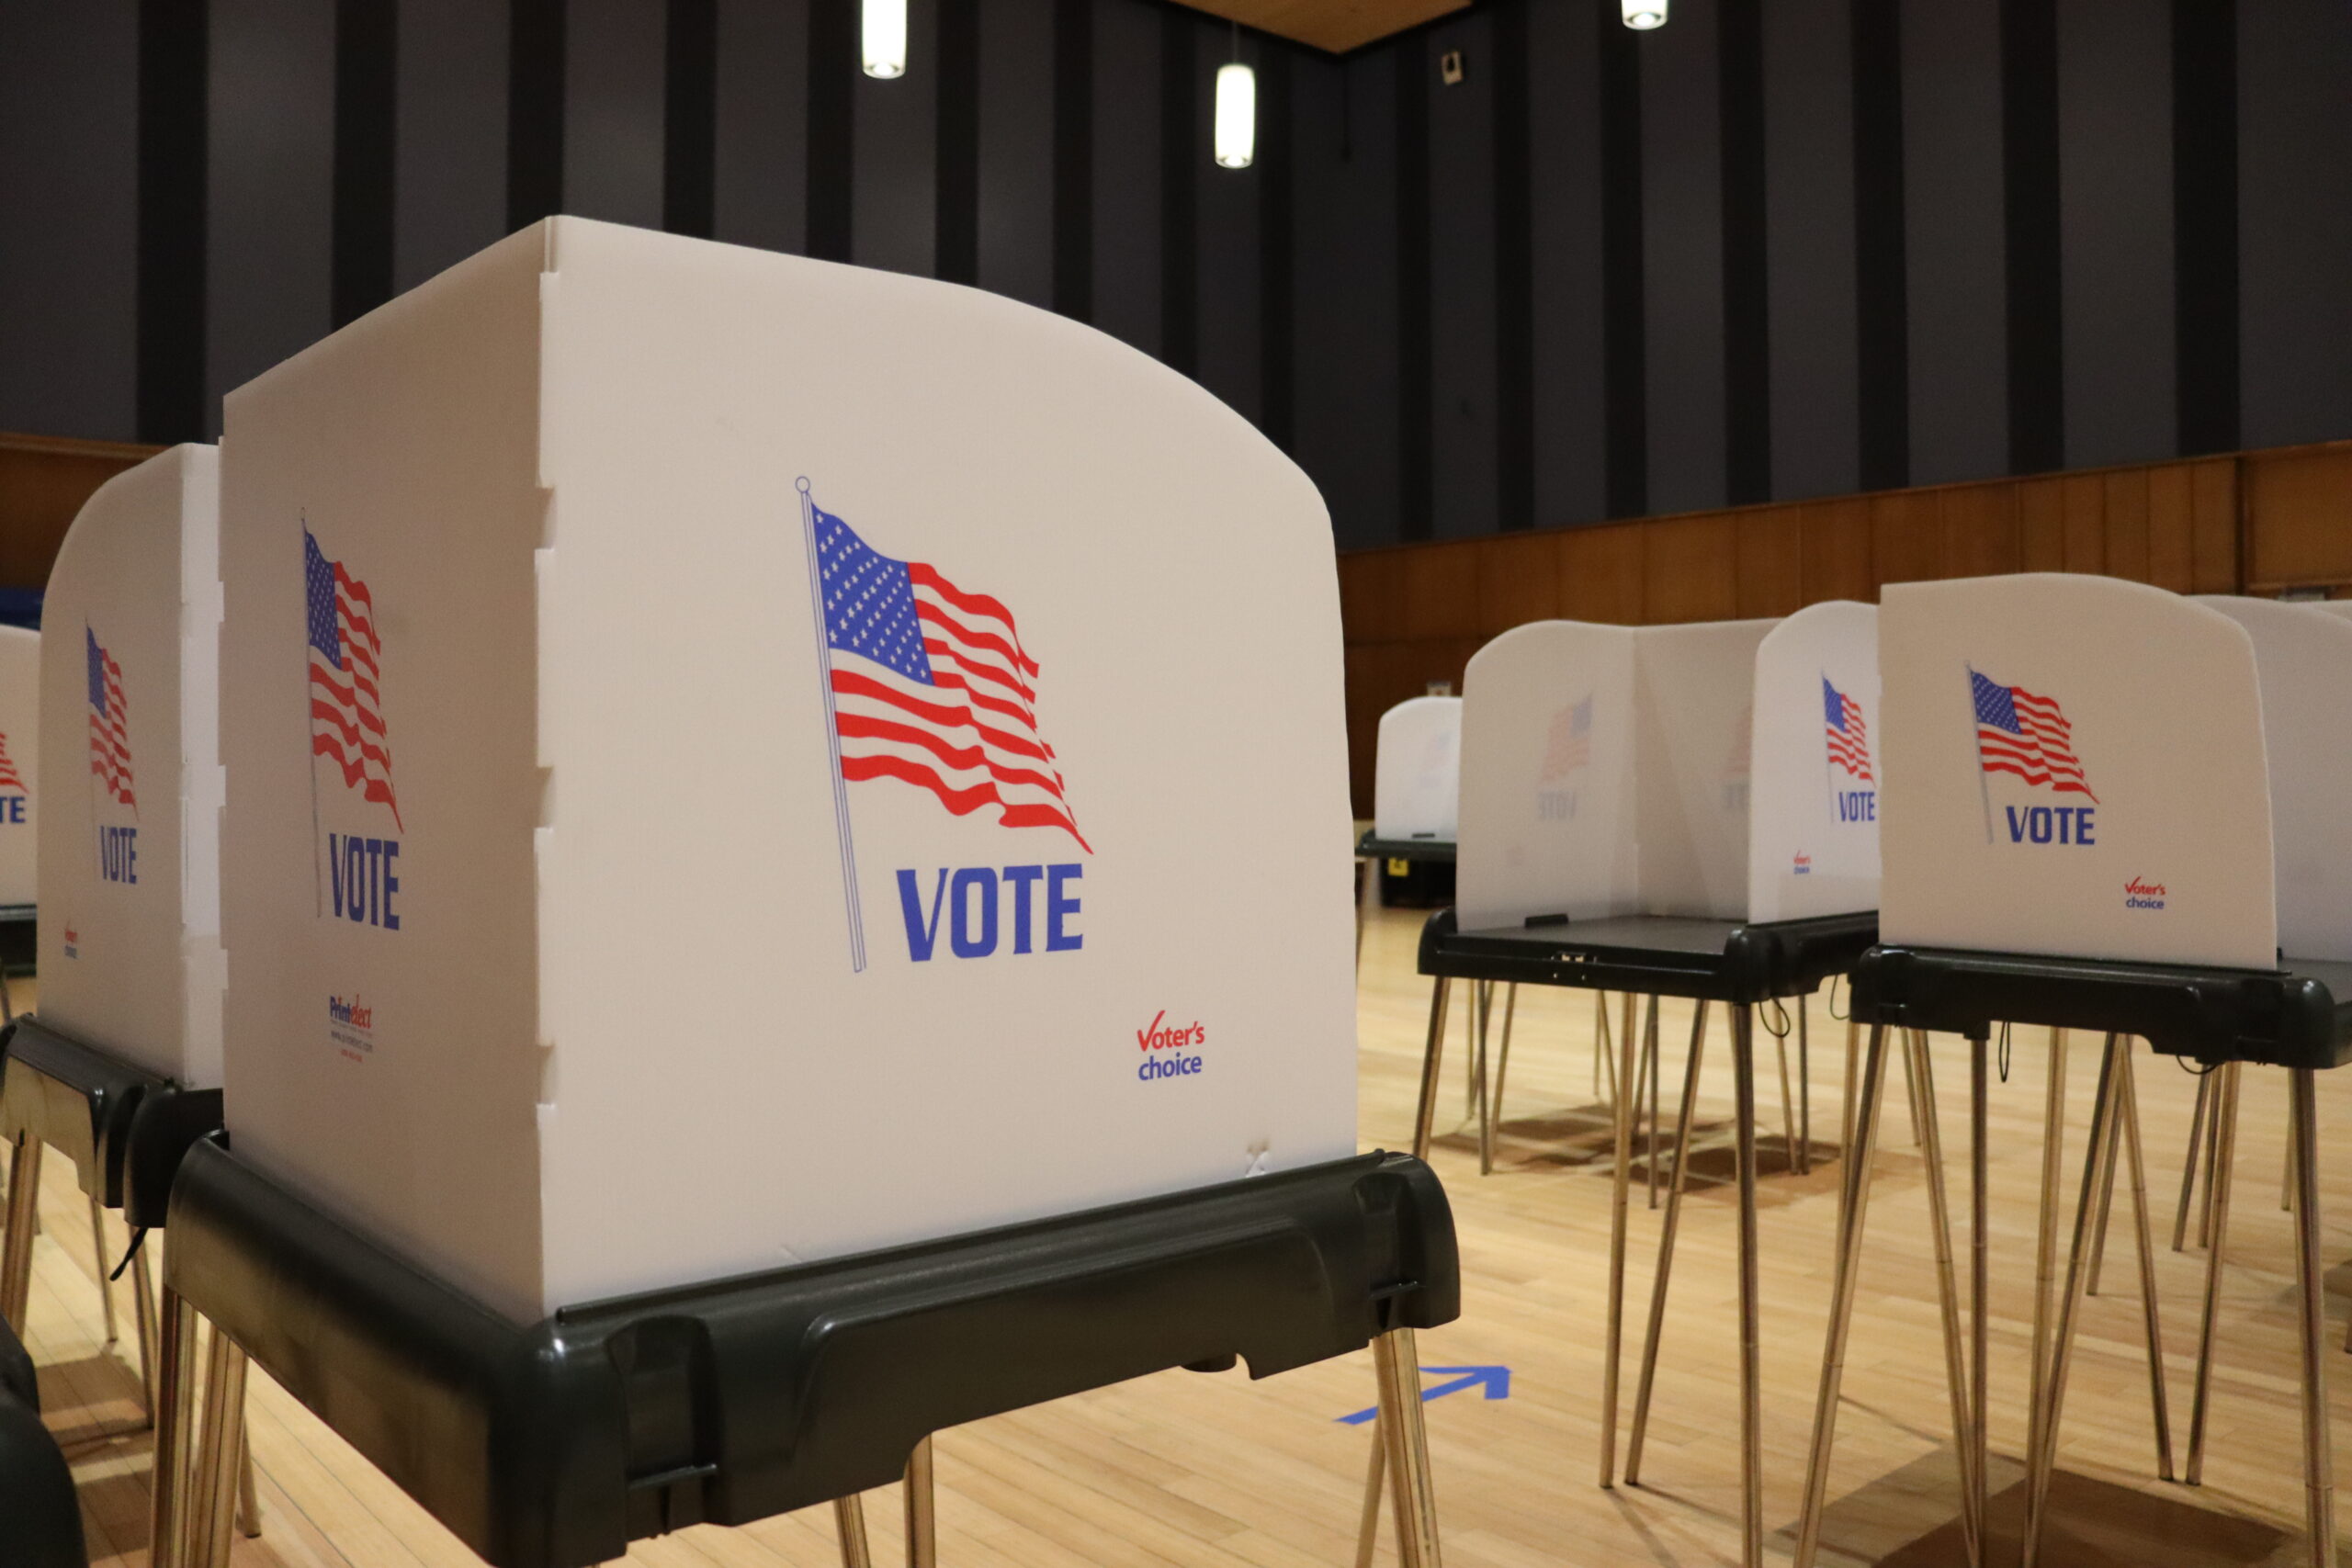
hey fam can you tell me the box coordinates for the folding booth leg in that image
[1353,1416,1385,1568]
[1907,1031,1981,1568]
[1374,1326,1444,1568]
[191,1325,252,1568]
[1488,985,1519,1144]
[2288,1070,2336,1568]
[1900,1036,1923,1146]
[1775,1029,1797,1178]
[2085,1091,2122,1299]
[1791,1023,1894,1568]
[1969,1036,1990,1564]
[1409,978,1452,1165]
[2022,1026,2071,1528]
[1797,997,1812,1176]
[1626,1001,1710,1484]
[1730,1005,1764,1568]
[238,1436,262,1538]
[2116,1048,2177,1481]
[1645,1000,1663,1210]
[1465,984,1486,1119]
[1474,985,1496,1176]
[2188,1062,2243,1486]
[150,1284,200,1568]
[2175,1070,2212,1253]
[1593,993,1608,1102]
[1841,1017,1860,1170]
[1598,992,1648,1488]
[1354,858,1374,971]
[834,1495,876,1568]
[89,1195,120,1348]
[902,1437,937,1568]
[2199,1067,2230,1250]
[2021,1035,2126,1568]
[1628,1013,1653,1209]
[132,1240,160,1422]
[1,1133,41,1330]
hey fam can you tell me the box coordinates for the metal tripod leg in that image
[1775,1022,1797,1178]
[0,1133,40,1330]
[2288,1070,2336,1568]
[2175,1069,2211,1253]
[1908,1030,1981,1567]
[2020,1034,2126,1568]
[190,1324,251,1568]
[1489,984,1518,1140]
[2022,1024,2070,1540]
[1474,983,1495,1175]
[833,1495,876,1568]
[2116,1048,2176,1480]
[1797,996,1812,1175]
[1599,992,1650,1488]
[903,1435,937,1568]
[1410,978,1453,1168]
[150,1284,200,1568]
[1791,1023,1894,1568]
[2086,1084,2122,1299]
[1645,998,1662,1210]
[1842,1016,1860,1164]
[1731,1005,1763,1568]
[1374,1325,1444,1568]
[2187,1062,2242,1485]
[1969,1035,1989,1568]
[132,1240,160,1422]
[88,1194,119,1347]
[1625,1000,1710,1484]
[1466,984,1487,1118]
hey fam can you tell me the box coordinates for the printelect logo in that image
[2125,877,2167,912]
[1136,1010,1206,1082]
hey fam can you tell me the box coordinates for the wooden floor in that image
[14,911,2350,1566]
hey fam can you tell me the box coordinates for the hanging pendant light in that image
[1215,62,1257,168]
[864,0,907,78]
[1623,0,1668,27]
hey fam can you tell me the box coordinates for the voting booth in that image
[1798,575,2350,1568]
[0,626,34,916]
[154,219,1456,1568]
[0,447,238,1512]
[1363,694,1462,913]
[1408,604,1883,1568]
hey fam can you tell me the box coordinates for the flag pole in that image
[799,479,866,973]
[86,625,100,876]
[1967,662,1994,845]
[304,525,325,916]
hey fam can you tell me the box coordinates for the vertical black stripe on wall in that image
[1395,39,1431,538]
[1259,46,1294,451]
[807,0,855,263]
[1052,0,1093,320]
[2173,0,2238,455]
[1718,0,1770,503]
[1159,13,1197,375]
[332,0,398,329]
[1850,0,1908,491]
[664,0,718,238]
[2001,0,2064,472]
[934,0,978,283]
[1598,6,1646,519]
[1493,0,1534,530]
[507,0,565,231]
[137,0,208,444]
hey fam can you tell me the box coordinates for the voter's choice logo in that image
[2124,876,2167,912]
[61,923,77,960]
[0,729,25,826]
[1792,852,1812,876]
[799,480,1091,973]
[1136,1009,1207,1084]
[306,527,404,927]
[1968,668,2098,848]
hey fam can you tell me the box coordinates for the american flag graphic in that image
[814,505,1088,852]
[306,529,402,829]
[86,627,135,809]
[0,731,24,794]
[1823,677,1871,782]
[1540,696,1592,782]
[1971,669,2095,801]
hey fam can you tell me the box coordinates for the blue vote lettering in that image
[0,796,23,824]
[899,863,1085,962]
[99,825,138,884]
[2004,805,2095,847]
[326,833,401,928]
[1837,790,1876,823]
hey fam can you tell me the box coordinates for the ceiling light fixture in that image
[1623,0,1668,28]
[864,0,906,78]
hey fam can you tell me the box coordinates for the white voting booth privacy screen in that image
[1372,695,1461,841]
[2195,596,2352,964]
[1879,574,2277,970]
[37,446,225,1087]
[220,218,1358,1321]
[0,626,34,907]
[1455,604,1880,932]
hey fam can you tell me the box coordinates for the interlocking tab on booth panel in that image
[1878,573,2276,970]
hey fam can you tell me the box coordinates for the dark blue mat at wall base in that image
[1852,943,2352,1071]
[164,1139,1458,1568]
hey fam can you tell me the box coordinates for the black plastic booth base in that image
[1357,833,1457,910]
[1852,942,2352,1070]
[0,1016,224,1224]
[1420,907,1879,1004]
[164,1139,1456,1568]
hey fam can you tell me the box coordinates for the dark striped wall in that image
[1,0,2348,553]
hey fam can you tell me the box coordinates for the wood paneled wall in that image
[1340,440,2352,813]
[0,432,162,592]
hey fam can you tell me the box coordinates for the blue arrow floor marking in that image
[1336,1365,1510,1425]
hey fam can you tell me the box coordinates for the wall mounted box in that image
[220,219,1358,1322]
[37,445,223,1088]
